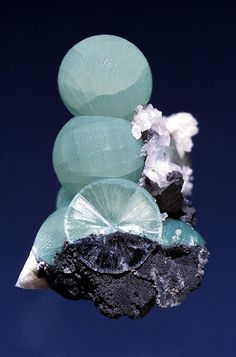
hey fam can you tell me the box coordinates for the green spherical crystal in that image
[162,218,205,247]
[53,116,144,196]
[65,178,163,243]
[58,35,152,119]
[56,187,73,209]
[34,208,66,264]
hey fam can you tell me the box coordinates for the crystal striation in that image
[53,116,144,195]
[58,35,152,119]
[34,207,66,265]
[56,187,73,209]
[65,178,163,245]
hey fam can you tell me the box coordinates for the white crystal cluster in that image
[131,104,199,196]
[164,112,199,158]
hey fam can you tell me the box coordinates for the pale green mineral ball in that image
[53,116,144,196]
[162,218,205,247]
[34,208,66,264]
[56,187,73,209]
[65,178,163,243]
[58,35,152,119]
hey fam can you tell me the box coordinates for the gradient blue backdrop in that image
[1,1,235,356]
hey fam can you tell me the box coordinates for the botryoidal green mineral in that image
[65,178,163,244]
[34,207,66,264]
[58,35,152,119]
[34,178,163,266]
[162,218,205,247]
[34,182,205,266]
[53,116,144,195]
[56,187,73,209]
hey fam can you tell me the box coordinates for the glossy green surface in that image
[34,208,66,264]
[58,35,152,119]
[53,116,144,195]
[162,218,205,247]
[65,178,163,243]
[56,187,73,209]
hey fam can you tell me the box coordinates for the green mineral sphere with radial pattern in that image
[53,116,144,196]
[162,218,205,248]
[65,178,163,244]
[34,207,66,265]
[58,35,152,119]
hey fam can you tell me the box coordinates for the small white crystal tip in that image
[16,250,49,290]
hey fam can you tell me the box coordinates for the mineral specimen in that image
[132,104,198,197]
[162,218,205,247]
[65,179,163,245]
[16,34,209,320]
[58,35,152,119]
[53,116,144,195]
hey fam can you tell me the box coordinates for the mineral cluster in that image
[16,34,209,319]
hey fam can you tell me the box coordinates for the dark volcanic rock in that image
[144,171,184,217]
[180,198,196,226]
[143,172,196,225]
[134,245,209,308]
[88,271,156,319]
[39,236,209,319]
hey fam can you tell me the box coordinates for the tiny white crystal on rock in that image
[161,212,168,221]
[175,229,182,237]
[163,112,199,158]
[171,229,182,243]
[16,249,49,289]
[132,104,169,143]
[143,151,181,188]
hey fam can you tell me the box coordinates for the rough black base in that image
[39,239,209,319]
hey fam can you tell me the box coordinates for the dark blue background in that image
[1,1,235,356]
